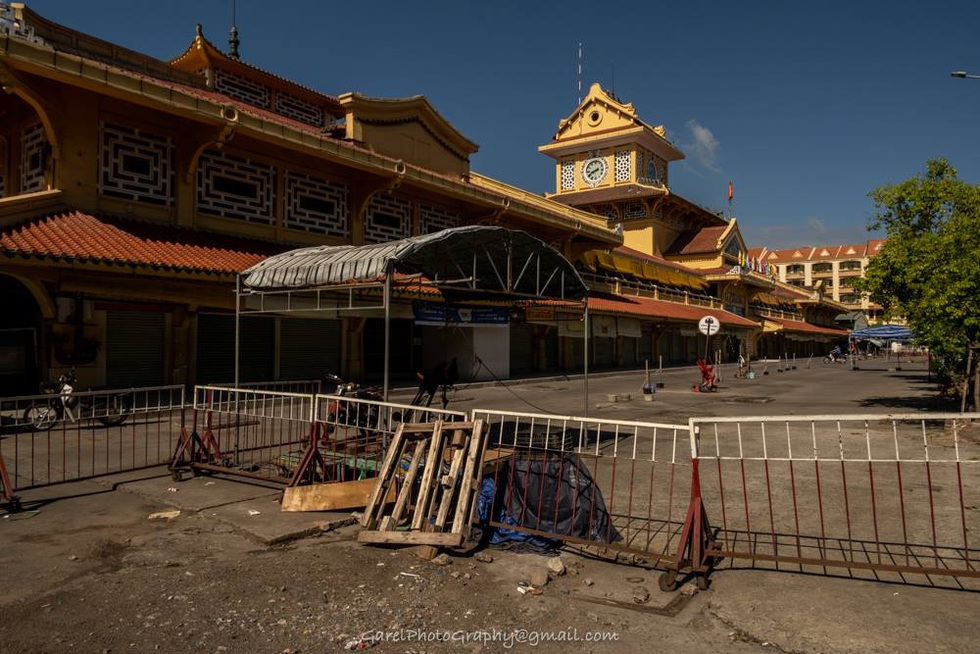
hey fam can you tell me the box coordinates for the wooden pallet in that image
[357,420,487,548]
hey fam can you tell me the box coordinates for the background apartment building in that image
[749,240,887,325]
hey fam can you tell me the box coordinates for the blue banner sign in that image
[413,302,510,326]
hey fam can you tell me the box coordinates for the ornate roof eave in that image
[338,92,479,157]
[169,28,344,118]
[538,125,684,162]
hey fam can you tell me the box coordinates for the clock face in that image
[647,159,661,183]
[582,157,608,186]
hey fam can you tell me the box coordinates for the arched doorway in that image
[0,275,44,394]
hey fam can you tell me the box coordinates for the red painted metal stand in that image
[660,458,716,591]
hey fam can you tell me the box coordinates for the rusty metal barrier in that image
[470,409,690,567]
[684,413,980,590]
[171,386,465,485]
[0,385,186,492]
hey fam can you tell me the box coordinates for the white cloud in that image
[685,119,721,172]
[806,216,828,236]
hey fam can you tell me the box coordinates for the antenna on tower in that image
[610,61,616,99]
[228,0,240,60]
[576,42,583,106]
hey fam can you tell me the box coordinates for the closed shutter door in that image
[106,310,165,387]
[280,318,341,380]
[196,314,274,384]
[364,318,414,380]
[593,337,615,367]
[509,324,535,375]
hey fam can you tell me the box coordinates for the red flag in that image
[728,181,734,202]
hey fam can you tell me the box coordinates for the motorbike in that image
[322,374,384,435]
[23,368,131,431]
[823,352,848,364]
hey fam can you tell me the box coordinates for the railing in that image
[686,413,980,590]
[470,409,691,565]
[0,384,186,490]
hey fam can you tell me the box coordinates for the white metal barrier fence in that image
[688,413,980,589]
[470,409,691,566]
[0,385,186,491]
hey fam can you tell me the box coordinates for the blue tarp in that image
[849,324,914,341]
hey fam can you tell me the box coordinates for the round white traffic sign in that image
[698,315,721,336]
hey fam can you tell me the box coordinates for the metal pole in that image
[383,267,392,402]
[234,275,241,389]
[583,301,590,417]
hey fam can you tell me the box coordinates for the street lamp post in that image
[951,70,980,80]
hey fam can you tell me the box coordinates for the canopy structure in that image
[236,226,592,410]
[242,225,587,301]
[849,324,914,341]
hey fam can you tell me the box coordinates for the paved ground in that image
[3,355,979,653]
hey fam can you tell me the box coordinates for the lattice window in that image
[615,150,631,182]
[20,123,46,193]
[625,202,646,220]
[560,160,575,191]
[275,94,323,128]
[214,70,271,109]
[284,171,348,237]
[596,204,618,221]
[365,194,411,244]
[197,149,275,225]
[419,204,460,234]
[98,122,173,206]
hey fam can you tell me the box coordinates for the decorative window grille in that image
[625,202,646,220]
[596,204,618,221]
[560,161,575,190]
[419,204,460,234]
[365,194,411,244]
[214,70,271,109]
[275,94,323,128]
[20,123,46,193]
[614,150,631,182]
[283,171,348,237]
[98,122,173,206]
[197,150,275,225]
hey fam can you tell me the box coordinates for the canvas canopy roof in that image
[241,225,587,302]
[849,324,914,341]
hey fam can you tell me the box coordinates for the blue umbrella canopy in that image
[849,324,913,341]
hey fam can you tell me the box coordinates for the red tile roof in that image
[0,212,284,274]
[664,225,726,256]
[588,293,758,328]
[768,318,848,336]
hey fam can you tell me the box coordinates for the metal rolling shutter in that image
[279,318,341,380]
[106,310,165,387]
[509,324,535,375]
[196,314,274,384]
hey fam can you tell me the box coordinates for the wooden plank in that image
[451,419,487,535]
[359,423,408,528]
[357,529,464,547]
[433,427,470,531]
[281,478,392,512]
[411,421,446,530]
[386,439,427,529]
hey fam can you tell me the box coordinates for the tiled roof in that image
[588,293,758,328]
[767,318,848,336]
[614,246,704,274]
[664,225,726,256]
[0,211,284,274]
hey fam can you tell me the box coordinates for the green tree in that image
[859,158,980,400]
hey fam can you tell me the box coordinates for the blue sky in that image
[24,0,980,249]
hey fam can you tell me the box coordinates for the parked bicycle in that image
[23,368,131,431]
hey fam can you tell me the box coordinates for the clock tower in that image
[538,82,686,256]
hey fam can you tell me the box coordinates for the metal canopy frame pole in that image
[234,275,242,389]
[383,267,392,401]
[583,299,590,417]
